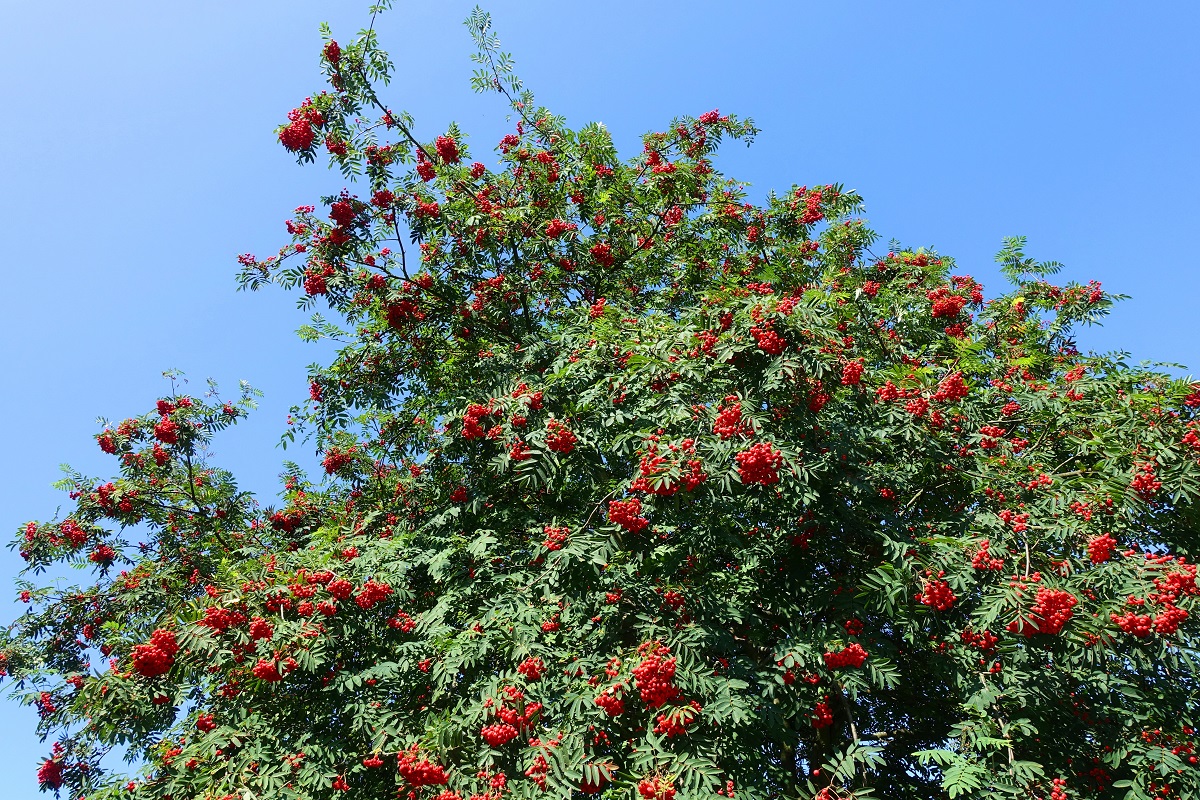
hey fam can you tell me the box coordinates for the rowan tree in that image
[5,6,1200,800]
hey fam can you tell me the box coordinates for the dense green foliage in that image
[5,8,1200,800]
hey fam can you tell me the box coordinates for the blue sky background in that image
[2,1,1198,793]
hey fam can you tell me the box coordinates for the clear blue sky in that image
[2,1,1197,794]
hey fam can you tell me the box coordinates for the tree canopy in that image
[5,7,1200,800]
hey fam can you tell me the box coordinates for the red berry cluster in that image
[1131,462,1162,500]
[811,699,833,729]
[434,135,460,164]
[927,286,967,319]
[638,776,677,800]
[653,700,702,737]
[89,544,116,565]
[198,606,247,634]
[1112,603,1189,638]
[416,153,436,181]
[608,497,648,532]
[35,692,57,718]
[841,359,865,386]
[979,425,1006,450]
[483,687,542,745]
[154,416,179,445]
[735,442,783,486]
[131,629,179,678]
[661,589,685,611]
[544,218,575,238]
[594,685,626,717]
[823,643,868,670]
[932,372,969,403]
[590,241,613,267]
[385,297,426,329]
[998,509,1030,533]
[1008,588,1077,636]
[387,610,416,632]
[1153,563,1198,604]
[329,197,358,228]
[480,722,518,747]
[632,643,679,709]
[517,657,545,681]
[327,578,354,600]
[971,540,1005,571]
[713,396,750,440]
[354,579,393,609]
[396,744,449,787]
[252,659,282,682]
[875,381,902,402]
[461,403,493,440]
[248,617,274,641]
[919,579,957,611]
[906,397,929,419]
[1029,587,1077,635]
[795,185,827,224]
[525,752,552,789]
[321,446,356,474]
[749,322,786,355]
[279,100,324,152]
[545,420,577,454]
[542,525,569,551]
[630,438,706,495]
[60,520,88,548]
[1087,533,1117,564]
[36,745,64,789]
[961,628,999,652]
[1110,614,1157,648]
